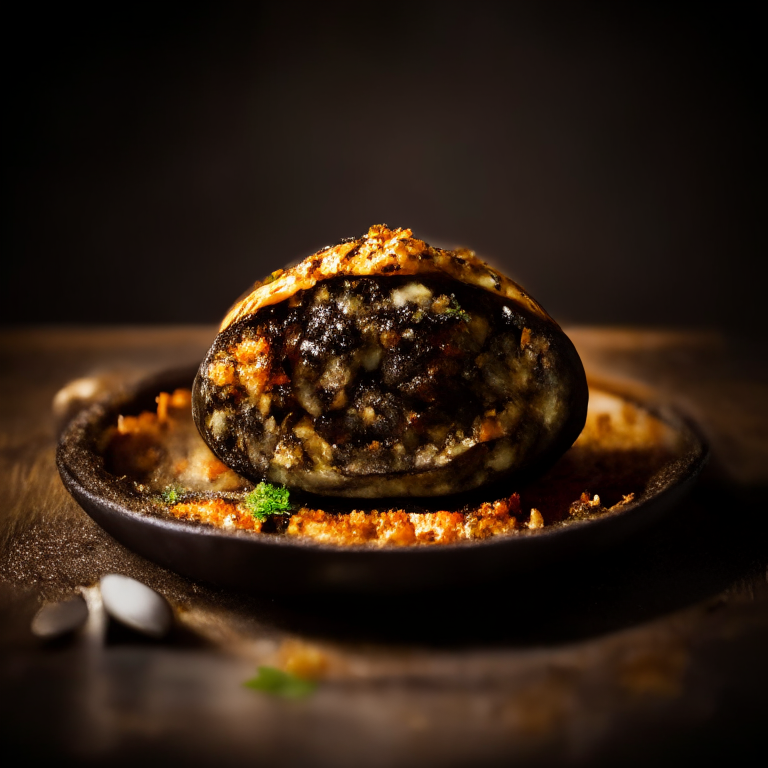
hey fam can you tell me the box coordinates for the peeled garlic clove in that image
[31,594,89,639]
[100,574,172,639]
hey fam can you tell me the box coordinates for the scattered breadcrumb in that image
[104,387,683,547]
[169,499,261,531]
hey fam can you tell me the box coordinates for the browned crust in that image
[221,225,554,332]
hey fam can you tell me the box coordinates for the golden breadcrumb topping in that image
[221,225,552,331]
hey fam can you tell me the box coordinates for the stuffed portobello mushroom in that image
[192,225,588,498]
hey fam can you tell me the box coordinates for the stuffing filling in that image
[193,275,577,496]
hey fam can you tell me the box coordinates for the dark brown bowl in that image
[56,366,708,595]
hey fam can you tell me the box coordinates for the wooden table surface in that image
[1,326,766,767]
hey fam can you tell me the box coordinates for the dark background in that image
[5,3,764,331]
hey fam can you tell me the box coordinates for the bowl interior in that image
[56,367,708,595]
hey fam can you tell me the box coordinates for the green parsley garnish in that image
[244,666,317,698]
[160,484,185,504]
[444,294,470,323]
[244,482,292,522]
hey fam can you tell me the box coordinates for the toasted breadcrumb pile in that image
[162,491,637,546]
[164,496,522,544]
[169,498,262,531]
[286,496,520,546]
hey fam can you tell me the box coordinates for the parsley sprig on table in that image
[244,482,292,522]
[244,666,316,698]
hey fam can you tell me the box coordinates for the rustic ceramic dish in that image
[56,366,707,594]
